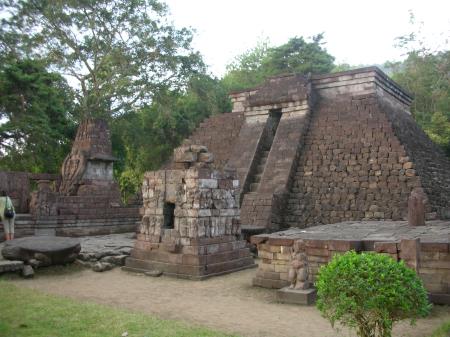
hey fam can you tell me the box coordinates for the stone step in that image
[254,174,262,183]
[16,213,33,219]
[0,260,24,274]
[257,164,265,173]
[249,183,259,192]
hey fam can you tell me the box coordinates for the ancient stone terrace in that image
[251,220,450,304]
[179,67,450,234]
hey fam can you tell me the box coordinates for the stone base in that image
[428,293,450,305]
[122,258,255,280]
[253,276,289,289]
[123,238,256,280]
[276,286,317,305]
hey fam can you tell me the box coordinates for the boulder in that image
[100,255,128,266]
[144,270,163,277]
[22,265,34,278]
[1,236,81,267]
[92,262,114,272]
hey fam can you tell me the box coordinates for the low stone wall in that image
[251,221,450,304]
[252,237,360,289]
[0,213,140,240]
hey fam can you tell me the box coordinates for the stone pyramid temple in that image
[174,67,450,235]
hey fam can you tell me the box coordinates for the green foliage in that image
[0,58,76,173]
[316,251,431,337]
[387,51,450,120]
[386,13,450,156]
[387,51,450,156]
[0,281,237,337]
[112,74,230,198]
[0,0,204,118]
[222,34,335,91]
[221,39,272,91]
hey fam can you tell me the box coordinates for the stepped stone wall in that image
[284,93,422,227]
[181,112,244,169]
[380,96,450,218]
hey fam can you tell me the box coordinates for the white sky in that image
[164,0,450,77]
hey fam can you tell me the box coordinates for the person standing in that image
[0,191,15,240]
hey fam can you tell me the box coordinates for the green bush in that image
[315,251,431,337]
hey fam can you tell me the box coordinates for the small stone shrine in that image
[59,118,120,198]
[124,145,255,279]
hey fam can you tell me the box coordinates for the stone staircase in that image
[248,150,270,193]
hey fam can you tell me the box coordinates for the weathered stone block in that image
[276,287,317,305]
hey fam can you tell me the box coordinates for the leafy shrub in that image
[316,251,431,337]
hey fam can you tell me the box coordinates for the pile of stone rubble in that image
[76,233,135,272]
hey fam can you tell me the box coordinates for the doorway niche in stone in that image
[163,202,175,229]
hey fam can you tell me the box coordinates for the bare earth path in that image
[5,267,449,337]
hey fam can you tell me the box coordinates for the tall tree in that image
[222,34,335,91]
[0,58,76,173]
[0,0,204,118]
[386,13,450,155]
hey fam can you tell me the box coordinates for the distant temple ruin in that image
[178,67,450,234]
[0,118,140,238]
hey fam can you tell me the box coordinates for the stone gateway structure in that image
[124,145,255,279]
[181,67,450,234]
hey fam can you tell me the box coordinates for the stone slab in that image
[1,236,81,266]
[0,260,24,274]
[276,286,317,305]
[252,220,450,245]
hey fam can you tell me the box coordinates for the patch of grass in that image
[0,281,238,337]
[430,320,450,337]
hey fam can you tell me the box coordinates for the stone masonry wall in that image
[138,167,241,244]
[251,227,450,303]
[125,145,254,279]
[182,112,244,170]
[285,93,422,227]
[379,94,450,218]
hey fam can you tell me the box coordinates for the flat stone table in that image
[1,236,81,267]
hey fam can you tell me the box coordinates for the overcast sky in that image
[164,0,449,77]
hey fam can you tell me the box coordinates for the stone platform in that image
[252,220,450,245]
[124,235,256,280]
[251,220,450,304]
[276,287,317,305]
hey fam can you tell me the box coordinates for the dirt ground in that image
[7,266,450,337]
